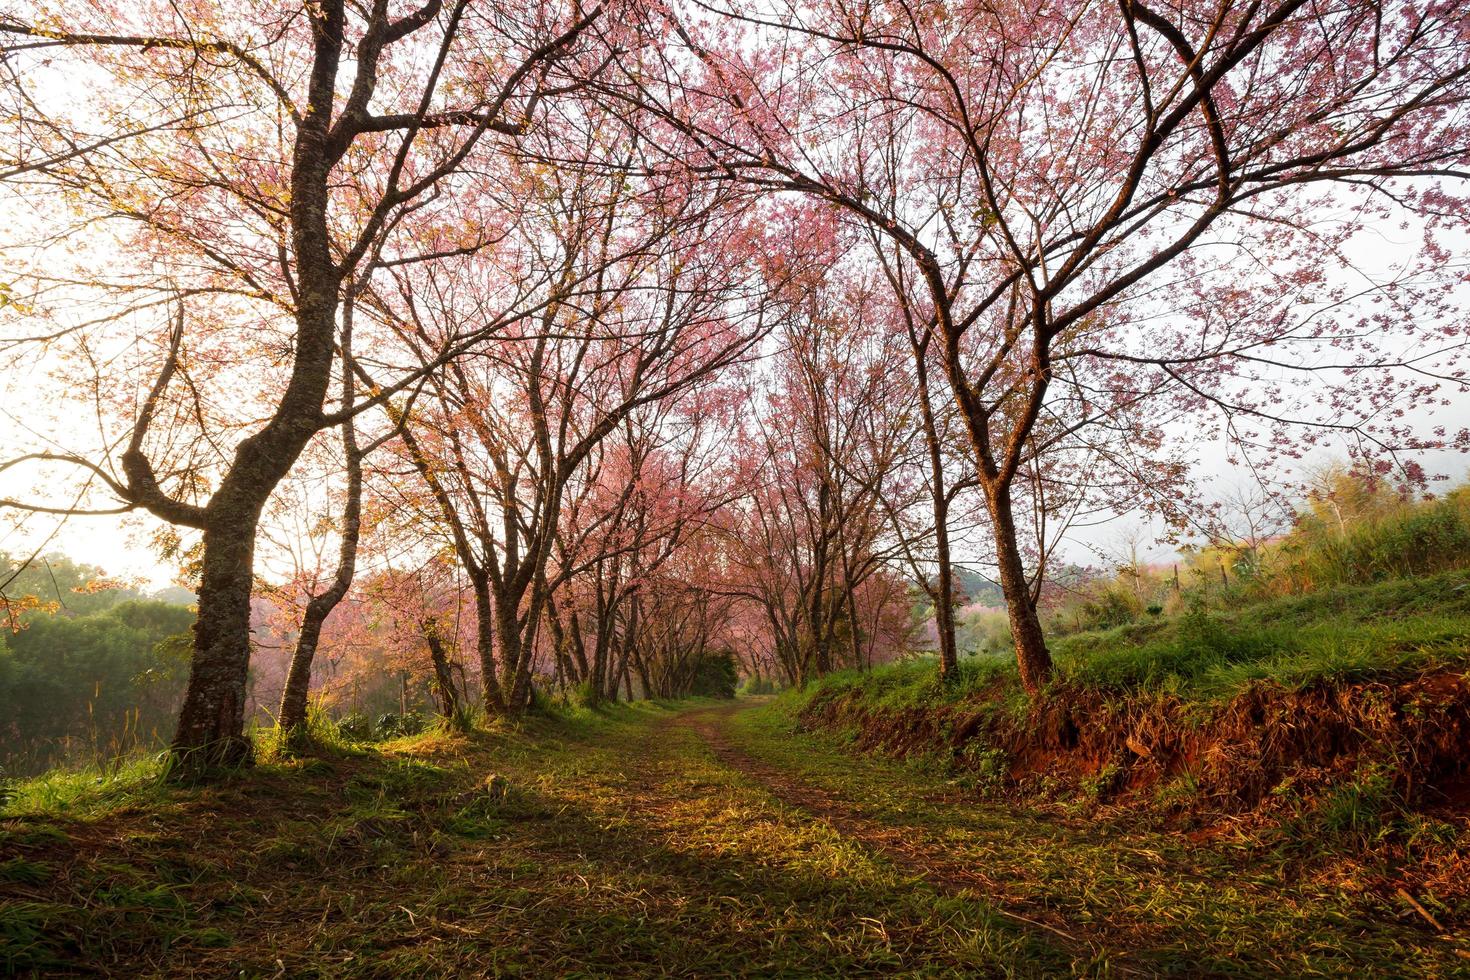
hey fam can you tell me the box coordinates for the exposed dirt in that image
[800,671,1470,824]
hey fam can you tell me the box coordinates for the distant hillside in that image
[921,566,1004,608]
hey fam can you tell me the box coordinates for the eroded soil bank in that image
[795,671,1470,913]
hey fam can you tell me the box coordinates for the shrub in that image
[738,675,780,696]
[689,652,738,698]
[373,712,426,739]
[1266,483,1470,593]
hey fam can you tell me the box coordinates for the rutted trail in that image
[675,703,1095,952]
[672,700,1470,976]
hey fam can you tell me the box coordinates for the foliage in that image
[736,675,781,696]
[334,711,427,743]
[0,553,145,623]
[1047,478,1470,638]
[1265,483,1470,593]
[687,652,738,699]
[0,601,194,775]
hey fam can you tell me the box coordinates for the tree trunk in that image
[928,468,959,680]
[502,629,533,715]
[631,644,653,702]
[472,586,505,715]
[423,619,462,721]
[171,301,337,770]
[173,507,262,770]
[171,180,341,767]
[277,607,326,741]
[932,551,960,678]
[913,332,959,679]
[278,312,363,743]
[985,482,1052,694]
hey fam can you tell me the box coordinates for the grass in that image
[2,697,1465,974]
[729,698,1470,975]
[793,569,1470,719]
[0,755,172,821]
[1,699,1078,977]
[1054,568,1470,697]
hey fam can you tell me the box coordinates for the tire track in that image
[674,703,1115,966]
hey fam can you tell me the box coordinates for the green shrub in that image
[1269,484,1470,593]
[738,675,780,696]
[689,652,738,699]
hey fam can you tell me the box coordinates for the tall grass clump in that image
[0,753,171,818]
[1269,486,1470,593]
[256,700,371,760]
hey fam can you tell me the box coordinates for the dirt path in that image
[11,700,1463,976]
[676,702,1101,956]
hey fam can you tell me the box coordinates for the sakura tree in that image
[546,380,745,702]
[608,0,1470,692]
[376,120,779,715]
[724,256,920,685]
[0,0,610,765]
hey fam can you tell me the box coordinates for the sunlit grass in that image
[1055,569,1470,697]
[0,754,170,819]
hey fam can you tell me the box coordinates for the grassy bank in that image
[802,568,1470,718]
[777,571,1470,929]
[726,700,1470,974]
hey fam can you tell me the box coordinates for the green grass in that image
[4,698,1465,975]
[1053,568,1470,697]
[0,755,172,820]
[730,698,1470,975]
[0,700,1078,976]
[777,656,1026,722]
[796,570,1470,718]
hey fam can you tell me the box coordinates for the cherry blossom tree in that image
[0,0,610,766]
[546,381,744,702]
[724,260,919,685]
[377,123,778,715]
[605,0,1470,692]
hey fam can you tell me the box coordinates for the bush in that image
[374,712,426,739]
[330,711,428,742]
[1078,585,1142,631]
[689,652,738,698]
[336,713,373,741]
[1267,483,1470,593]
[738,675,780,696]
